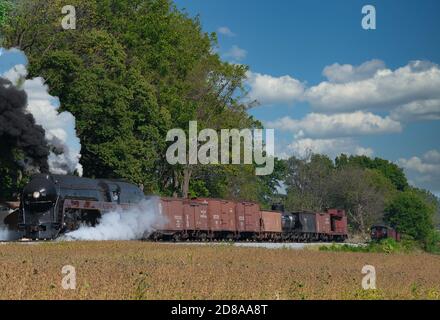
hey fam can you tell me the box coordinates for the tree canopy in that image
[335,154,408,191]
[385,190,436,242]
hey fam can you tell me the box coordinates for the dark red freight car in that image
[327,209,348,241]
[315,212,331,235]
[260,210,282,240]
[157,197,184,236]
[184,199,209,239]
[371,225,401,242]
[220,200,236,233]
[236,202,261,239]
[153,198,209,241]
[195,198,237,239]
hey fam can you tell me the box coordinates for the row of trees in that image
[283,154,439,247]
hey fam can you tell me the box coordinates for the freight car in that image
[280,209,348,242]
[4,174,144,240]
[371,225,401,242]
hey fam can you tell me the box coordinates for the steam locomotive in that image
[3,174,348,242]
[5,174,144,240]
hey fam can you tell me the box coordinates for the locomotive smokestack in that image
[0,77,50,172]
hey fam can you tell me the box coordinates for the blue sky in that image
[175,0,440,195]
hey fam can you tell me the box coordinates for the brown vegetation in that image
[0,241,439,300]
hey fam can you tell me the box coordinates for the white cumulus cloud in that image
[266,111,402,138]
[390,99,440,122]
[224,45,247,61]
[306,60,440,113]
[322,59,386,83]
[217,26,236,37]
[286,137,374,159]
[246,59,440,123]
[246,71,305,105]
[397,150,440,193]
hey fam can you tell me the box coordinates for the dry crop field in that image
[0,241,439,300]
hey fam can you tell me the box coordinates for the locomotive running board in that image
[62,199,131,212]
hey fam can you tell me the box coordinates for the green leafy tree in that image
[0,0,12,45]
[328,168,396,234]
[285,154,334,211]
[0,150,27,201]
[0,0,11,26]
[335,154,408,191]
[384,190,435,242]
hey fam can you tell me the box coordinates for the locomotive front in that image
[18,174,60,240]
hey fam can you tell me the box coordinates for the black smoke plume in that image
[0,77,49,172]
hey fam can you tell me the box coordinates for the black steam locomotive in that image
[7,174,145,240]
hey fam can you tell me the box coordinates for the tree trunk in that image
[172,170,180,198]
[181,166,192,199]
[357,204,366,238]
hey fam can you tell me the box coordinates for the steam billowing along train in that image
[4,174,348,242]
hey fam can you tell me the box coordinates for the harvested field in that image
[0,241,439,300]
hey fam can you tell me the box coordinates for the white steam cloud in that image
[60,198,163,241]
[0,227,19,241]
[0,227,11,241]
[0,48,83,176]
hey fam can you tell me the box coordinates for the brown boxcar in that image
[198,199,222,232]
[182,201,195,231]
[155,198,209,240]
[185,200,209,232]
[158,197,184,233]
[196,198,237,233]
[220,200,236,232]
[371,225,401,242]
[315,212,331,235]
[261,211,282,233]
[236,202,261,234]
[327,209,348,240]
